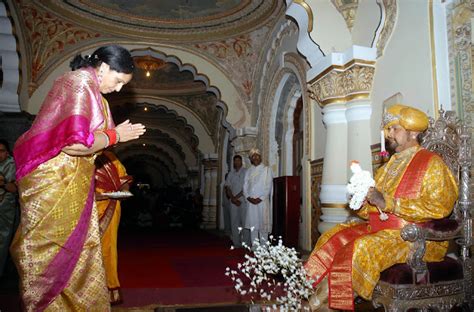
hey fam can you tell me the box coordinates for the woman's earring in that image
[98,71,103,84]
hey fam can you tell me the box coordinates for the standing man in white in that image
[243,148,273,247]
[224,155,247,247]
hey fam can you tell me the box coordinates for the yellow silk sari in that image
[11,68,114,311]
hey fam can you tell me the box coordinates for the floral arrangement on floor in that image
[226,230,314,311]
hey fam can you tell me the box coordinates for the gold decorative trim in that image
[294,0,313,32]
[331,0,359,31]
[429,0,440,117]
[376,0,397,57]
[308,64,375,107]
[318,93,370,106]
[321,203,349,208]
[308,59,376,84]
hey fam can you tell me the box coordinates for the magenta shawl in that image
[13,67,114,180]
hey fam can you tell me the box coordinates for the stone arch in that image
[26,42,248,129]
[112,96,215,154]
[115,142,186,178]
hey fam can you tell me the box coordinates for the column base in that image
[317,207,351,233]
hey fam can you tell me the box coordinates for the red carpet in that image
[117,229,247,307]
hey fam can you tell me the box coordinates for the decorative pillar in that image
[187,167,200,190]
[231,127,258,166]
[307,46,376,233]
[318,104,350,233]
[202,154,218,229]
[346,101,373,175]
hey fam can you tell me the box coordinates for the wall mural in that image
[14,0,102,95]
[87,0,245,20]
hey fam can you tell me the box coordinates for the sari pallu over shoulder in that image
[11,67,112,311]
[13,67,114,181]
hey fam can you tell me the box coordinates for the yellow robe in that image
[95,152,128,293]
[305,146,458,307]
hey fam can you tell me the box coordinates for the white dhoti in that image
[224,168,247,247]
[243,164,273,246]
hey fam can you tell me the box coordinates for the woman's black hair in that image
[69,45,134,74]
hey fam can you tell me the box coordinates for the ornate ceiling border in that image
[40,0,281,42]
[72,0,253,25]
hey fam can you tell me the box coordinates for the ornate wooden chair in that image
[372,110,473,311]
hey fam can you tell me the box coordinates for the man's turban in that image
[249,148,261,157]
[383,104,429,132]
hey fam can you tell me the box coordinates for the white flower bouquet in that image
[226,233,314,311]
[347,161,387,220]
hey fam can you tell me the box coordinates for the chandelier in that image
[134,55,166,78]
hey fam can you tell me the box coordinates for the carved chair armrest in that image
[400,219,463,283]
[400,224,428,275]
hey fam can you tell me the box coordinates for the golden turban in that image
[383,104,429,132]
[249,148,261,157]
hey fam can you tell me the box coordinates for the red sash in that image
[395,149,435,199]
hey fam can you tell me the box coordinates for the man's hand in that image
[366,187,386,210]
[231,197,241,206]
[246,197,262,205]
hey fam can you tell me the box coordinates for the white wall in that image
[308,0,352,54]
[371,0,435,142]
[352,0,382,47]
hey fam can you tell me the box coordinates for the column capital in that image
[307,46,376,107]
[202,154,218,168]
[231,128,258,156]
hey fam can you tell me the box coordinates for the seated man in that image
[304,104,458,311]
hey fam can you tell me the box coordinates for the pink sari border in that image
[14,115,94,181]
[34,175,96,311]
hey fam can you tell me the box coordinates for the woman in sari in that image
[11,45,146,311]
[95,151,132,304]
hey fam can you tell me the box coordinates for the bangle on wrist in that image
[103,129,117,145]
[114,129,121,143]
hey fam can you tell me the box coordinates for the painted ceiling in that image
[79,0,245,20]
[41,0,279,41]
